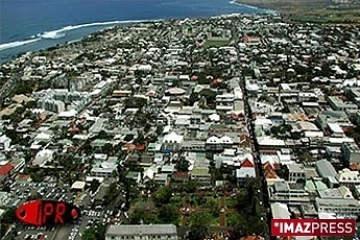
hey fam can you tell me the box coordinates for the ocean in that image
[0,0,272,63]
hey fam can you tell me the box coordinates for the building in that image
[0,135,11,151]
[90,168,114,178]
[315,159,337,178]
[342,142,360,164]
[287,164,306,183]
[190,167,211,186]
[315,198,360,217]
[0,191,10,206]
[0,163,14,180]
[105,224,178,240]
[32,149,53,168]
[71,181,86,192]
[328,96,358,111]
[337,168,360,189]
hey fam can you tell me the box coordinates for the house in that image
[315,198,360,218]
[154,173,170,186]
[32,149,53,168]
[328,96,358,111]
[0,191,10,207]
[105,224,178,240]
[0,135,11,151]
[190,167,211,186]
[0,163,13,181]
[336,168,360,190]
[236,159,256,187]
[342,142,360,164]
[287,164,306,183]
[90,168,114,178]
[171,172,189,186]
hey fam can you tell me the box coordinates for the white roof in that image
[35,132,52,141]
[304,131,324,138]
[327,123,343,134]
[236,168,256,178]
[329,137,354,144]
[209,113,220,122]
[58,109,77,118]
[254,118,272,126]
[71,181,86,190]
[206,136,220,144]
[163,131,183,143]
[271,202,290,219]
[167,87,186,95]
[258,136,285,146]
[220,136,233,144]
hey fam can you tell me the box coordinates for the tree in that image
[155,186,173,205]
[180,180,198,193]
[90,179,100,194]
[1,207,16,224]
[129,200,158,224]
[97,130,109,139]
[189,212,212,239]
[104,182,118,205]
[158,204,179,224]
[82,228,97,240]
[175,158,190,172]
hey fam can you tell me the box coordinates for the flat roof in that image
[71,181,86,190]
[106,224,177,236]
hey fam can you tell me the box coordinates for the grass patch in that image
[202,38,230,48]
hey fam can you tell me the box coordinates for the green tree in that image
[175,158,190,172]
[189,212,212,239]
[180,180,198,193]
[155,186,173,205]
[158,204,179,224]
[90,179,100,194]
[130,200,158,224]
[82,228,97,240]
[97,130,109,139]
[1,207,16,224]
[104,182,118,205]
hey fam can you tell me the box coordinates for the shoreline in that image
[0,19,165,52]
[0,10,272,64]
[229,0,278,14]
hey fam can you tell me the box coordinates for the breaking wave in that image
[0,38,41,51]
[0,19,164,51]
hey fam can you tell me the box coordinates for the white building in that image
[32,149,53,167]
[315,197,360,217]
[105,224,178,240]
[0,135,11,151]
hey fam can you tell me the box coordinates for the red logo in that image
[16,200,80,226]
[271,219,356,237]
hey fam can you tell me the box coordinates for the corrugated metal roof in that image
[106,224,177,236]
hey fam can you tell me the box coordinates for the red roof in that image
[241,158,254,168]
[0,164,13,176]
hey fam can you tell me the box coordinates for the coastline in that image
[229,0,278,14]
[0,0,274,64]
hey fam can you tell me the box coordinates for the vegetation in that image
[81,223,106,240]
[236,0,360,24]
[202,38,230,48]
[228,178,267,237]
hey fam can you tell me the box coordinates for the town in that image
[0,13,360,240]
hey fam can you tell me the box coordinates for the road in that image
[234,29,271,239]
